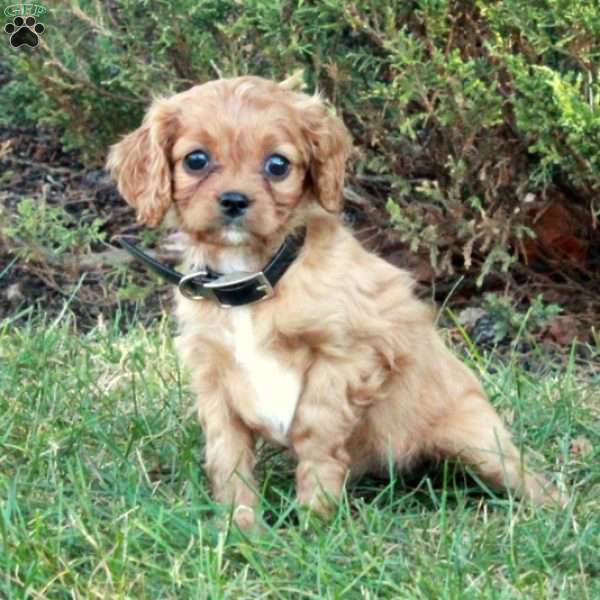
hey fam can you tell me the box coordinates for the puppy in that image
[107,76,562,528]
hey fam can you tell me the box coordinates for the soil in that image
[0,121,175,327]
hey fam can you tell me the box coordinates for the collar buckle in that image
[177,270,215,302]
[178,270,274,307]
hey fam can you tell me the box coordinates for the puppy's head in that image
[107,76,351,248]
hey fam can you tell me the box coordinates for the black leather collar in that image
[116,228,306,308]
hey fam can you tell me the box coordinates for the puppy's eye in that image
[184,150,210,172]
[264,154,290,180]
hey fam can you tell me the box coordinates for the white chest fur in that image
[229,308,301,446]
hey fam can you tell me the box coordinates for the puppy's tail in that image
[280,69,306,92]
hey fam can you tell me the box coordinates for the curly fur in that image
[107,76,563,529]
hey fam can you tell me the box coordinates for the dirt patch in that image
[0,121,175,327]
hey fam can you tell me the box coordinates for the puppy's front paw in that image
[212,504,264,535]
[296,485,338,524]
[232,504,258,530]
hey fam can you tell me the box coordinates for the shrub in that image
[1,197,105,264]
[2,0,598,286]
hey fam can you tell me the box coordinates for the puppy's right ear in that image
[106,99,178,227]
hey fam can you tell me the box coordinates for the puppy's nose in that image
[218,191,250,220]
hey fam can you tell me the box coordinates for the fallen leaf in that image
[542,315,584,346]
[523,195,589,268]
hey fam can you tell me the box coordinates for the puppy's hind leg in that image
[431,394,564,505]
[291,360,367,518]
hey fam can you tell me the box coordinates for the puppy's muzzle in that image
[219,191,250,223]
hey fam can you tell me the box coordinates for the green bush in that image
[1,198,105,264]
[2,0,598,284]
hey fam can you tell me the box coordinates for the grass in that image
[1,309,598,599]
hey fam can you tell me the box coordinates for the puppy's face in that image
[171,80,311,247]
[107,77,351,250]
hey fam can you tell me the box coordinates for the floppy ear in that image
[299,97,352,213]
[106,99,177,226]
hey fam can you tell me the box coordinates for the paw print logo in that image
[4,16,45,48]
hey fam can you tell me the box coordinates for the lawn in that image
[1,310,598,599]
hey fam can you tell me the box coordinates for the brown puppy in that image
[107,76,562,529]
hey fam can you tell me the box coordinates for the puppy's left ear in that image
[300,98,352,213]
[106,98,178,227]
